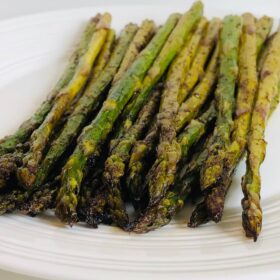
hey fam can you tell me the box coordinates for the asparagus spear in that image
[0,15,101,156]
[103,87,161,227]
[178,102,216,160]
[112,20,156,84]
[77,168,105,226]
[109,20,156,149]
[61,28,116,120]
[17,14,111,188]
[91,29,116,81]
[115,1,204,139]
[0,152,23,189]
[20,177,59,216]
[256,16,273,56]
[84,186,109,227]
[34,24,137,187]
[131,104,216,233]
[126,120,159,204]
[175,42,220,132]
[242,25,280,241]
[200,16,242,192]
[55,12,182,224]
[0,190,29,215]
[178,18,221,103]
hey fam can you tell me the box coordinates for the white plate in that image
[0,1,280,279]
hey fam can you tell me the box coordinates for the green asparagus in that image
[112,20,156,84]
[17,13,111,188]
[34,23,137,187]
[175,42,220,132]
[242,25,280,241]
[0,15,101,156]
[200,16,242,192]
[178,18,221,103]
[256,16,273,56]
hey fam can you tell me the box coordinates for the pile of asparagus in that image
[0,1,279,241]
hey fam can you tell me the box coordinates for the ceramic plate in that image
[0,1,280,279]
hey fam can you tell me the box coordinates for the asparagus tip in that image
[242,210,262,242]
[188,201,211,227]
[55,200,78,226]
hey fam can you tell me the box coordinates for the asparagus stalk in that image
[256,16,273,56]
[200,16,242,192]
[0,190,29,215]
[77,164,103,222]
[17,14,111,188]
[178,18,221,103]
[109,20,156,149]
[84,186,109,227]
[61,28,116,119]
[178,102,216,160]
[0,15,101,156]
[126,120,159,204]
[91,29,116,81]
[112,20,156,84]
[242,25,280,241]
[103,88,161,227]
[20,177,59,216]
[175,42,220,132]
[55,12,182,224]
[34,24,137,187]
[0,152,23,189]
[257,33,275,73]
[115,2,204,139]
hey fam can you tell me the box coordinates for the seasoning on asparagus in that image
[17,14,111,188]
[55,12,182,224]
[200,16,242,193]
[178,18,221,103]
[112,20,156,84]
[34,23,137,187]
[242,25,280,241]
[175,42,220,132]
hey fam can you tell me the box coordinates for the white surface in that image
[0,1,280,279]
